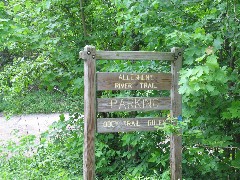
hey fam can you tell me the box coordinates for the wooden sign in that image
[97,97,171,112]
[80,46,183,180]
[97,72,172,90]
[97,117,166,133]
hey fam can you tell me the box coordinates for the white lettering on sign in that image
[118,74,154,81]
[101,119,164,129]
[147,119,164,126]
[103,121,118,128]
[139,82,157,89]
[102,120,141,128]
[109,98,160,110]
[113,74,158,89]
[114,83,132,89]
[123,120,141,127]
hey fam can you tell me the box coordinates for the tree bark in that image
[80,0,88,43]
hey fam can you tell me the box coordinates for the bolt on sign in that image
[80,46,183,180]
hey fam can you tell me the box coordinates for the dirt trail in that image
[0,113,69,145]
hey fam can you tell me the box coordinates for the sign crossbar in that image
[80,51,175,60]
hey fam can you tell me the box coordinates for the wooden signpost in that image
[80,45,182,180]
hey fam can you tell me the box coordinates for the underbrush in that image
[1,113,238,179]
[0,113,84,179]
[0,90,83,116]
[0,113,169,180]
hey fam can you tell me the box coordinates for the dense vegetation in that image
[0,0,239,179]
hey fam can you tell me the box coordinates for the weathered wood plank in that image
[80,51,175,60]
[97,72,172,90]
[97,117,166,133]
[97,97,171,112]
[83,45,96,180]
[170,47,183,180]
[94,51,175,60]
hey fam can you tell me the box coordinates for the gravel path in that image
[0,113,69,145]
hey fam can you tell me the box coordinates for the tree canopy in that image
[0,0,239,179]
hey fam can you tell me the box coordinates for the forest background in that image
[0,0,239,179]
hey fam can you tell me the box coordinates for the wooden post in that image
[81,45,96,180]
[170,47,182,180]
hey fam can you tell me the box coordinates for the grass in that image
[0,90,83,116]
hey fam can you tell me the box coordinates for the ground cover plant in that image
[0,89,83,116]
[0,0,239,179]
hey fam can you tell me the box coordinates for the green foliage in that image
[0,89,83,116]
[95,130,170,179]
[0,113,84,179]
[0,114,170,179]
[0,0,239,179]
